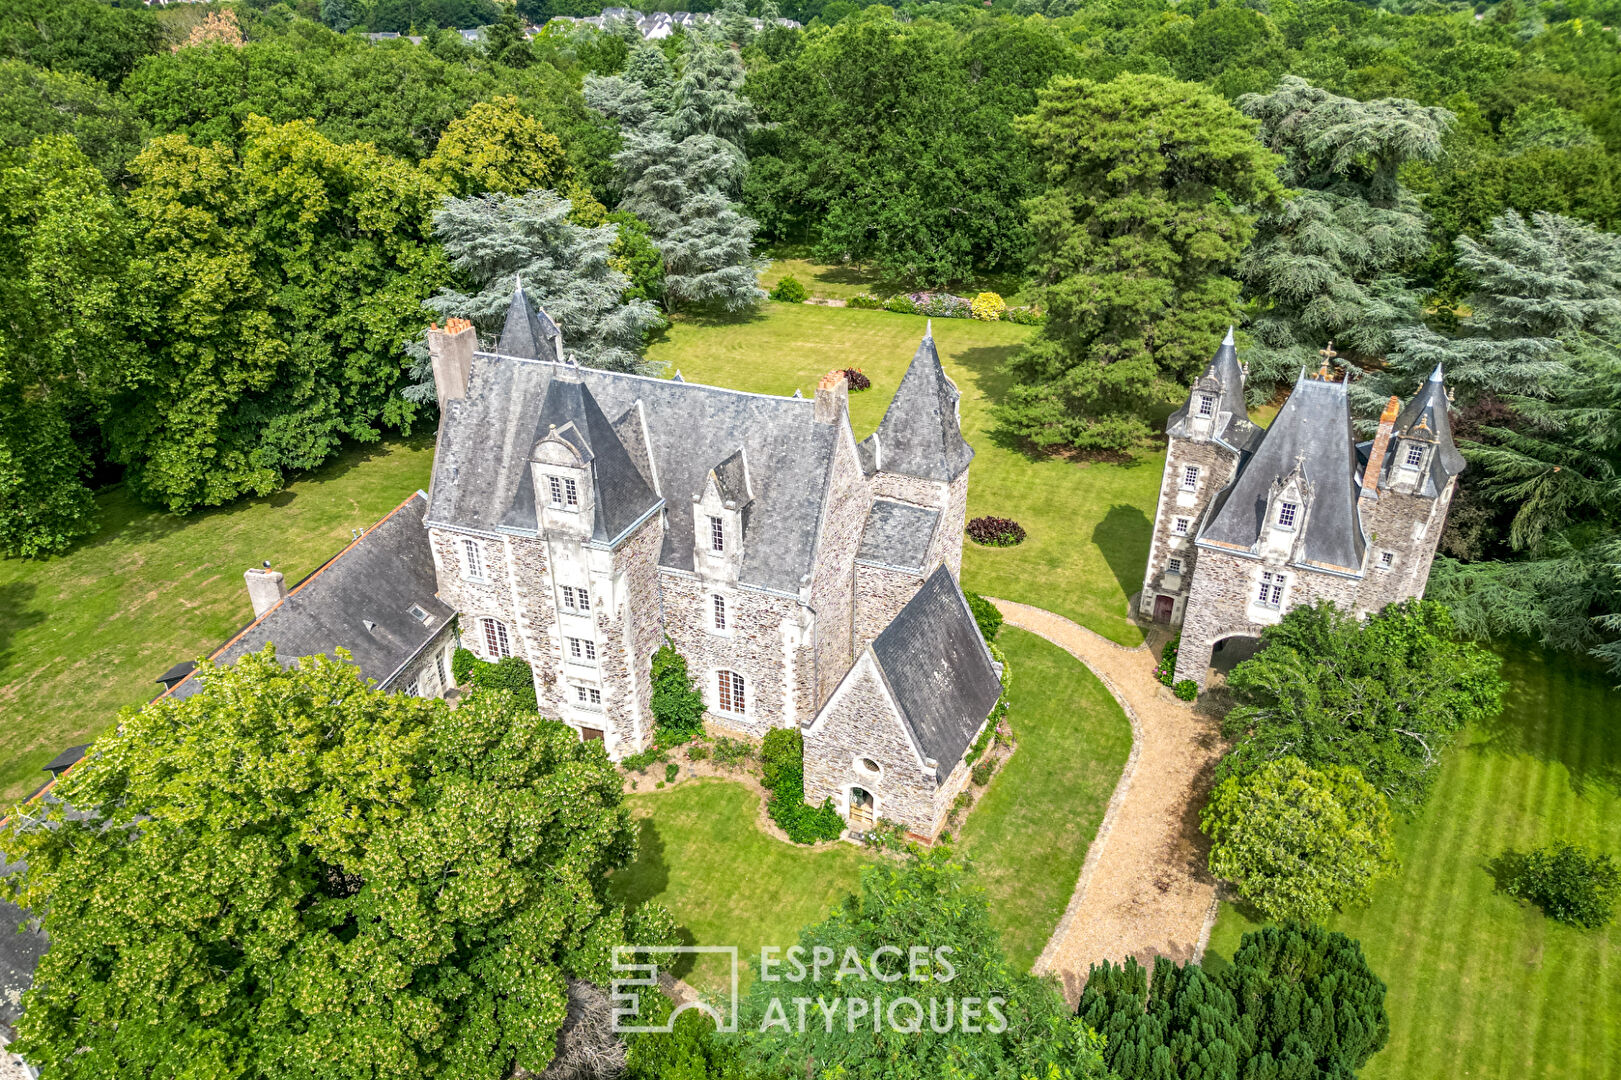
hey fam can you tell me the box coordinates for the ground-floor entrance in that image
[848,787,875,830]
[1153,594,1175,622]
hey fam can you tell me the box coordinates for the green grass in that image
[0,437,435,802]
[959,627,1134,970]
[758,250,1026,302]
[607,779,873,989]
[1204,647,1621,1080]
[650,303,1162,646]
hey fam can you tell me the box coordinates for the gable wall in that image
[853,563,926,656]
[1140,433,1241,626]
[807,422,871,706]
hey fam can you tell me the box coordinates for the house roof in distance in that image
[871,566,1003,776]
[168,493,451,699]
[858,329,974,482]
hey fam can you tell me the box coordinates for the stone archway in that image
[1209,633,1263,676]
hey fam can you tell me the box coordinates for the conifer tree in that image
[1237,77,1452,401]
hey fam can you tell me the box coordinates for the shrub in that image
[451,647,477,685]
[712,736,751,767]
[847,293,883,309]
[1155,635,1180,687]
[971,760,995,786]
[952,791,973,816]
[687,742,710,761]
[840,367,871,392]
[966,516,1026,547]
[1173,679,1198,701]
[965,590,1002,642]
[760,727,802,790]
[882,295,918,315]
[621,746,666,774]
[1502,843,1621,928]
[857,818,910,854]
[1002,305,1045,325]
[650,639,705,744]
[970,291,1006,321]
[769,274,807,303]
[664,761,680,784]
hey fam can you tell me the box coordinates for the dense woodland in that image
[2,0,1620,679]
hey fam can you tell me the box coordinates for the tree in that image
[1201,756,1397,923]
[0,646,672,1080]
[0,135,133,556]
[587,43,764,314]
[1221,599,1504,812]
[0,60,145,180]
[412,188,662,390]
[740,849,1109,1079]
[0,0,161,88]
[1080,923,1388,1080]
[111,117,448,512]
[320,0,360,34]
[1237,77,1452,400]
[998,73,1285,450]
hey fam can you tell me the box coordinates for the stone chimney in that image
[814,369,848,425]
[244,562,287,620]
[426,317,477,411]
[1361,395,1402,495]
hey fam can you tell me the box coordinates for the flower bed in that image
[967,515,1027,547]
[847,290,1043,325]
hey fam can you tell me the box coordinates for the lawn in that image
[758,250,1027,303]
[1204,646,1621,1080]
[0,437,435,803]
[651,302,1162,647]
[606,626,1133,986]
[959,627,1134,970]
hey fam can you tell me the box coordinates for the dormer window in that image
[709,515,725,553]
[1196,395,1215,418]
[548,475,579,509]
[1181,465,1200,491]
[1402,444,1424,469]
[1276,502,1298,529]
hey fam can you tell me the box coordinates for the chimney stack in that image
[244,562,287,620]
[427,317,477,412]
[814,369,848,425]
[1361,395,1401,495]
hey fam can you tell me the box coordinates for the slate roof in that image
[856,500,940,571]
[429,353,841,593]
[497,284,562,363]
[858,330,974,482]
[500,372,662,544]
[168,494,451,698]
[1200,371,1367,573]
[1166,328,1263,453]
[40,745,88,777]
[1394,366,1465,471]
[870,566,1003,776]
[712,448,753,505]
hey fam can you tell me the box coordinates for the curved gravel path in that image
[989,599,1228,1005]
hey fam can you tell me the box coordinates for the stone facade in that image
[853,562,925,655]
[1151,341,1464,689]
[387,624,461,699]
[807,417,872,706]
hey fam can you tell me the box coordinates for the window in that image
[1403,444,1424,469]
[435,652,447,687]
[1167,557,1183,575]
[857,757,881,776]
[481,617,511,658]
[1196,394,1215,418]
[408,604,429,623]
[717,669,746,714]
[709,515,725,553]
[1378,551,1395,570]
[1181,465,1200,491]
[1256,571,1285,609]
[564,477,578,508]
[561,584,589,612]
[567,637,596,663]
[405,679,420,697]
[548,475,563,507]
[575,685,602,708]
[461,539,486,581]
[1276,501,1298,529]
[1173,517,1191,536]
[713,594,727,631]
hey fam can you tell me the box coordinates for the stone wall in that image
[807,423,871,706]
[1140,435,1240,626]
[1353,480,1456,615]
[660,571,806,739]
[936,468,969,579]
[803,654,938,836]
[592,516,664,754]
[853,562,925,655]
[385,622,461,698]
[871,472,945,510]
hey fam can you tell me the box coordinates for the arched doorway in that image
[848,787,875,830]
[1208,634,1263,682]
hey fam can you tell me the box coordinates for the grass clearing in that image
[650,303,1160,647]
[1204,646,1621,1080]
[758,251,1027,303]
[958,627,1134,970]
[0,437,435,802]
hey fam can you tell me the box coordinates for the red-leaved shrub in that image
[967,516,1026,547]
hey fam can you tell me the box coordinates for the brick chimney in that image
[1361,395,1402,495]
[426,317,477,411]
[244,562,287,620]
[814,369,848,425]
